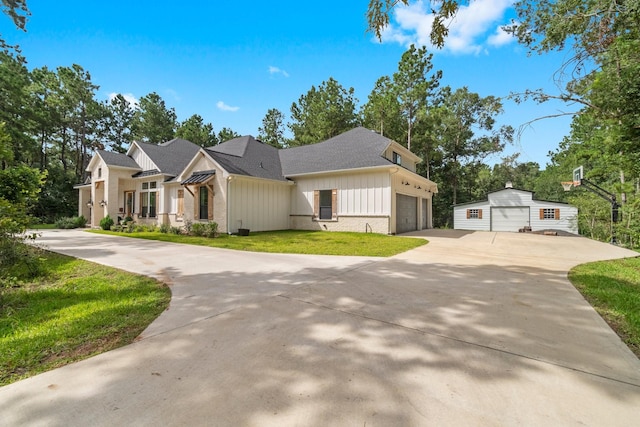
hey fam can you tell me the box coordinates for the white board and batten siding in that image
[129,144,157,171]
[290,171,392,217]
[454,188,578,234]
[228,178,291,233]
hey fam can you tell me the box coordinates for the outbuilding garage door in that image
[396,194,417,234]
[491,207,530,232]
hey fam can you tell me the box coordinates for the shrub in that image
[190,222,205,237]
[99,215,114,231]
[54,216,87,229]
[159,223,171,234]
[123,216,133,224]
[74,216,87,228]
[204,221,218,238]
[183,220,192,235]
[54,217,76,229]
[169,226,182,235]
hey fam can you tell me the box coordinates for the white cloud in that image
[216,101,240,112]
[487,25,514,47]
[381,0,515,54]
[107,92,139,108]
[268,65,290,77]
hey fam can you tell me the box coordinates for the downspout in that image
[226,175,232,234]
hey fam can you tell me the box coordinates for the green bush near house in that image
[99,215,114,230]
[54,216,87,229]
[190,222,206,237]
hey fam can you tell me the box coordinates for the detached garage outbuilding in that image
[453,185,578,234]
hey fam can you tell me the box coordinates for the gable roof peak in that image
[208,135,271,158]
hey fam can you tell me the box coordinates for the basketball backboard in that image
[573,166,583,185]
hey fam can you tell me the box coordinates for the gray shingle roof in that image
[97,150,141,169]
[279,127,394,176]
[181,170,216,185]
[136,138,201,177]
[206,136,286,181]
[132,169,162,178]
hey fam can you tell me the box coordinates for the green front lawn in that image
[569,257,640,357]
[0,250,171,386]
[89,229,427,257]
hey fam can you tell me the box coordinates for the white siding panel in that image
[488,189,533,206]
[529,201,579,234]
[228,178,290,232]
[453,203,491,231]
[130,146,157,171]
[291,171,391,216]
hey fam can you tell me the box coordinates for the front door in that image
[124,191,135,217]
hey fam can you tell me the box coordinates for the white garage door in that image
[491,207,530,232]
[396,194,417,234]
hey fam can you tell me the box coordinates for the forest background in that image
[1,0,639,248]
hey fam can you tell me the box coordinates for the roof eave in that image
[284,164,396,178]
[227,173,293,185]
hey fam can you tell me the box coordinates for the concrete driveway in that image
[1,229,638,426]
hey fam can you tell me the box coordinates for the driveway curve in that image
[1,229,638,427]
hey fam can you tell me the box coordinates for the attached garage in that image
[453,185,578,234]
[396,193,417,233]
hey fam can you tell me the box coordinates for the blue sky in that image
[2,1,576,168]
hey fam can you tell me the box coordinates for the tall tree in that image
[0,50,35,165]
[429,86,513,205]
[289,77,359,146]
[217,127,240,143]
[176,114,217,147]
[57,64,102,180]
[29,66,61,169]
[392,44,441,151]
[104,94,135,153]
[132,92,177,144]
[258,108,286,148]
[361,76,403,140]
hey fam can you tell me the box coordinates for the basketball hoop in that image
[561,181,575,192]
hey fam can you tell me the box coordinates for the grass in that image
[569,257,640,357]
[0,249,171,386]
[89,229,428,257]
[28,223,56,229]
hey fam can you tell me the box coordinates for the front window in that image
[319,190,332,220]
[199,186,208,220]
[392,151,402,166]
[542,208,557,220]
[177,189,184,218]
[140,181,157,218]
[469,209,480,219]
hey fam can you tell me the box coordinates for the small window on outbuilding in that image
[392,151,402,166]
[540,208,560,220]
[466,209,482,219]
